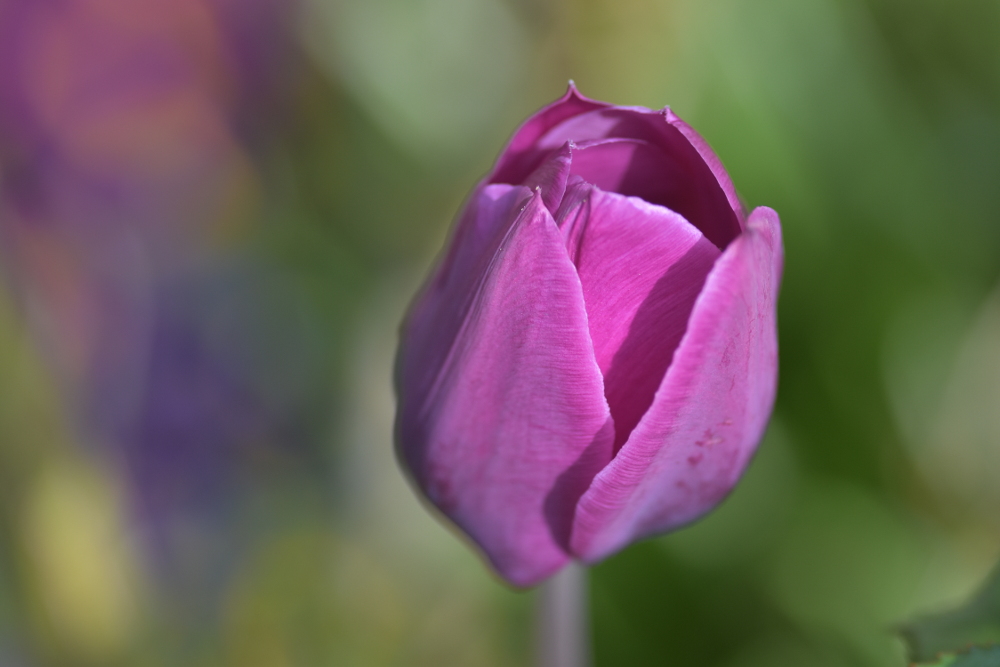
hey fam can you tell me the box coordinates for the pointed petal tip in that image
[744,206,784,253]
[522,142,574,213]
[746,205,784,277]
[524,183,547,210]
[747,206,781,232]
[563,80,602,106]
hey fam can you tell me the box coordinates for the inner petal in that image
[556,185,721,452]
[527,109,742,249]
[568,139,701,230]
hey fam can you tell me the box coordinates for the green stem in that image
[535,562,590,667]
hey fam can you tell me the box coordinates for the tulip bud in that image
[395,85,783,587]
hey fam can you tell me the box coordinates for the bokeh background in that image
[1,0,999,665]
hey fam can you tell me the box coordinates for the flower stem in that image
[535,562,591,667]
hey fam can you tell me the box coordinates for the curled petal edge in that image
[665,109,747,229]
[491,83,610,186]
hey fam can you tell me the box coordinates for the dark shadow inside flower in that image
[541,235,724,552]
[543,417,615,552]
[555,182,721,454]
[590,111,741,250]
[601,242,719,453]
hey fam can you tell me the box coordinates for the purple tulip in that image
[395,85,783,587]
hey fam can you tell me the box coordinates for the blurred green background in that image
[1,0,999,665]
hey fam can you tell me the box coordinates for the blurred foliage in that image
[901,566,1000,663]
[0,0,999,665]
[914,646,1000,667]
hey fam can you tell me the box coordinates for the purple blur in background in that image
[0,0,318,614]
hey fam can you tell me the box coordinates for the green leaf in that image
[913,645,1000,667]
[901,567,1000,662]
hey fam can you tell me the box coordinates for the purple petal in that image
[555,184,721,453]
[566,139,670,198]
[522,141,572,214]
[665,110,746,228]
[396,191,614,586]
[491,104,741,250]
[569,207,783,563]
[397,183,532,414]
[491,83,610,187]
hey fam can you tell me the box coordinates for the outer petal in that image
[396,191,614,586]
[570,207,783,563]
[665,109,746,229]
[400,183,533,404]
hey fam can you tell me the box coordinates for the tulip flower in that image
[395,85,783,587]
